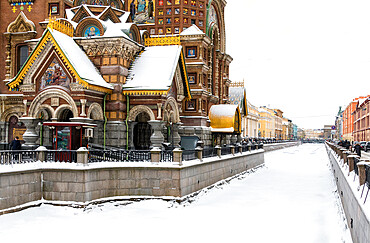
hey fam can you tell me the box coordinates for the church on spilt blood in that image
[0,0,240,150]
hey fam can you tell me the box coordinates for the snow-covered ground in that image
[0,144,352,243]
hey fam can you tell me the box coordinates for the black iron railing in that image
[182,150,197,161]
[203,147,216,158]
[0,150,37,165]
[161,150,173,162]
[221,146,231,155]
[88,150,151,163]
[46,150,77,163]
[354,157,360,175]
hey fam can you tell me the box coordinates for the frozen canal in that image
[0,144,352,243]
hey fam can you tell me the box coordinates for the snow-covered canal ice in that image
[0,144,352,242]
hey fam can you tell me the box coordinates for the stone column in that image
[77,147,89,164]
[215,145,221,158]
[19,117,40,149]
[172,122,182,148]
[230,145,235,155]
[128,121,137,150]
[36,146,47,162]
[150,147,161,163]
[148,120,164,149]
[195,146,203,162]
[173,148,183,165]
[80,99,87,116]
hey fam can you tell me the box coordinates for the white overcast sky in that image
[225,0,370,129]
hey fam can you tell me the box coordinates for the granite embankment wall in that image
[326,145,370,243]
[0,150,264,212]
[263,141,301,152]
[0,142,300,213]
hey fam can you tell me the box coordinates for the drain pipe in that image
[103,93,108,149]
[125,95,130,151]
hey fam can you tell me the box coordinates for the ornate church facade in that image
[0,0,238,150]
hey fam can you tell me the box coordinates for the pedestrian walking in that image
[9,136,21,150]
[354,142,361,157]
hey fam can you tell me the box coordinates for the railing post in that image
[77,147,89,165]
[237,144,242,153]
[230,145,235,156]
[215,145,221,158]
[195,146,203,162]
[150,147,161,163]
[342,151,349,165]
[36,146,47,162]
[358,160,370,186]
[173,148,183,166]
[348,155,360,173]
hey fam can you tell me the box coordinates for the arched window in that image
[17,45,29,73]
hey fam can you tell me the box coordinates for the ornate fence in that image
[0,150,37,165]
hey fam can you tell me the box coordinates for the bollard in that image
[173,147,183,166]
[195,146,203,162]
[357,160,370,186]
[77,147,89,164]
[150,147,161,163]
[36,146,47,162]
[339,148,346,160]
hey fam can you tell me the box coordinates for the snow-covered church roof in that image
[180,24,205,36]
[123,45,183,91]
[8,27,113,92]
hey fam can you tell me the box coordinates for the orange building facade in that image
[353,97,370,142]
[343,96,370,142]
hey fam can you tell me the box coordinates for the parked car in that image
[359,141,367,151]
[364,142,370,152]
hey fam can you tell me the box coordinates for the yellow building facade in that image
[258,107,274,138]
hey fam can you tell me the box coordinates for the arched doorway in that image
[59,109,73,122]
[8,115,26,146]
[133,112,151,150]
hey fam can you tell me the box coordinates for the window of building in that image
[183,8,188,14]
[185,99,196,111]
[184,0,188,4]
[159,0,164,6]
[166,27,172,34]
[17,45,29,73]
[167,0,172,5]
[174,27,180,34]
[49,3,59,15]
[191,10,196,16]
[166,18,171,24]
[175,8,180,14]
[174,17,180,24]
[158,9,164,15]
[191,19,196,25]
[191,0,196,7]
[186,47,197,58]
[158,18,164,24]
[188,73,196,84]
[166,8,172,14]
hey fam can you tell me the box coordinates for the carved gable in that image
[7,11,35,33]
